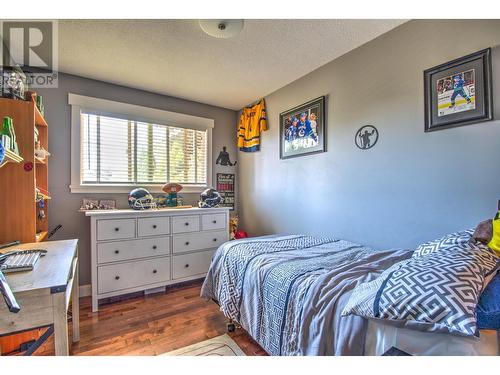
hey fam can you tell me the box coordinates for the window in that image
[70,94,213,193]
[81,113,207,185]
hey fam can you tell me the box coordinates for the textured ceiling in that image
[58,20,407,110]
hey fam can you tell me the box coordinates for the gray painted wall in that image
[37,74,238,285]
[238,20,500,251]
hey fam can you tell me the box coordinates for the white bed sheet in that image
[364,320,499,356]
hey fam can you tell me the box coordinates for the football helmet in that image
[128,188,156,210]
[198,188,223,208]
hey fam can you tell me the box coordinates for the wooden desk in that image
[0,239,79,355]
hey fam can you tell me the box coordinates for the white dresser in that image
[85,207,230,312]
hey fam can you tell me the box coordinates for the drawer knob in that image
[153,269,157,274]
[185,264,189,268]
[213,238,217,242]
[213,220,217,224]
[115,227,120,232]
[153,225,157,229]
[153,245,157,250]
[114,250,120,254]
[115,276,120,280]
[185,241,190,246]
[185,222,189,226]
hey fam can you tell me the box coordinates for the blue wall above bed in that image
[238,20,500,250]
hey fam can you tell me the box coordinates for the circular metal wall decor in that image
[355,125,379,150]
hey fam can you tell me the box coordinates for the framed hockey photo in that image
[280,96,326,159]
[424,48,492,132]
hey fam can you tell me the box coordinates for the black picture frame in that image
[216,173,235,211]
[424,48,493,132]
[279,96,326,159]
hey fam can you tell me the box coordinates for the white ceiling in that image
[58,20,407,110]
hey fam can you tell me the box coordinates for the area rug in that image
[161,334,246,356]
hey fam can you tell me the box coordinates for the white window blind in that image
[80,113,208,186]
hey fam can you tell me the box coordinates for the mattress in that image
[365,320,499,356]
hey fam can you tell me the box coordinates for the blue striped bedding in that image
[201,234,411,355]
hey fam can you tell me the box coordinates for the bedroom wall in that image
[238,19,500,250]
[36,73,238,286]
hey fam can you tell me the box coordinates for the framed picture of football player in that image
[279,96,326,159]
[424,48,492,132]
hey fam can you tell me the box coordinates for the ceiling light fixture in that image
[199,20,244,39]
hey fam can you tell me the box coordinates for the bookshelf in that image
[0,96,50,244]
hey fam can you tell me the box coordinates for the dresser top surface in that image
[85,207,230,217]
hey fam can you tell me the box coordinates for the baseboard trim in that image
[79,284,92,298]
[144,286,166,295]
[78,278,205,300]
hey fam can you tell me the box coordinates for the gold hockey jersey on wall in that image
[238,99,267,152]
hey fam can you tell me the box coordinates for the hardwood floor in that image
[34,281,267,356]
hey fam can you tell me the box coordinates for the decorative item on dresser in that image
[85,207,230,312]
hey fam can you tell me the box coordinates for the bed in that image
[201,234,499,356]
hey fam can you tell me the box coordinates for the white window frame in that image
[69,94,213,194]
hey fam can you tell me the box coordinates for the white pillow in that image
[412,229,474,258]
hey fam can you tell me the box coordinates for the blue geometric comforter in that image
[201,234,412,355]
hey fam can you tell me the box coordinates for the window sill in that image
[69,184,208,195]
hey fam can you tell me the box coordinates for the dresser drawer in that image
[172,215,200,233]
[138,217,170,237]
[98,257,171,294]
[172,249,215,280]
[97,219,136,241]
[97,237,170,264]
[173,230,227,254]
[201,213,227,231]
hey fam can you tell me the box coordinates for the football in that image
[162,182,183,194]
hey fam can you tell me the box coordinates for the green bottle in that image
[2,117,13,138]
[36,95,44,115]
[2,117,17,152]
